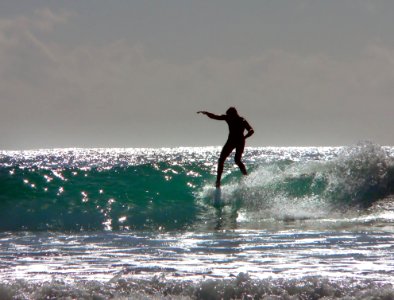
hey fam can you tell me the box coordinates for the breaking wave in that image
[1,274,393,300]
[1,143,393,231]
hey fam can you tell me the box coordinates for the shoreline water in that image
[1,275,393,299]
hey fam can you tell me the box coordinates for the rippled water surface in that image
[1,229,394,284]
[1,145,394,299]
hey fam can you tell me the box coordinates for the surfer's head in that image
[226,107,238,117]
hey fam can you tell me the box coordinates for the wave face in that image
[1,143,394,231]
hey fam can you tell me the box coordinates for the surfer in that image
[198,107,254,188]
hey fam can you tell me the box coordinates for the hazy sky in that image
[1,1,394,149]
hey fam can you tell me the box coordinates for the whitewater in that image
[0,143,394,299]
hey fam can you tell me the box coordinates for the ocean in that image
[0,143,393,299]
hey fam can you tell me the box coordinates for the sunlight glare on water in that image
[0,145,394,298]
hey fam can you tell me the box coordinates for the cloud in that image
[0,8,71,39]
[1,8,394,148]
[0,8,72,75]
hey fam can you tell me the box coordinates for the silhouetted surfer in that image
[198,107,254,188]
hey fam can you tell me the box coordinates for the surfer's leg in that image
[216,143,234,187]
[235,141,247,175]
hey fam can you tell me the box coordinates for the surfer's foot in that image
[215,181,221,188]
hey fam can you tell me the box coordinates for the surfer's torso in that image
[225,116,252,142]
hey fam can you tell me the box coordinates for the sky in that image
[1,0,394,149]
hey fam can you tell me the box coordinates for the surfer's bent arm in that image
[244,120,254,139]
[244,128,254,139]
[197,111,226,120]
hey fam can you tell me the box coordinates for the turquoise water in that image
[0,143,394,299]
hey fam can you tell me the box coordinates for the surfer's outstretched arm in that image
[197,111,226,120]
